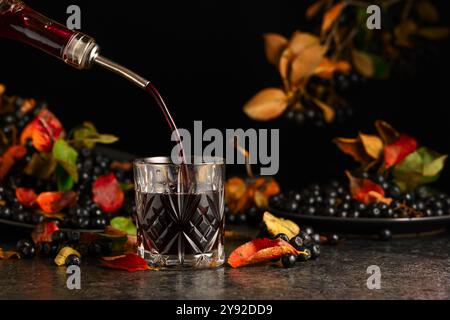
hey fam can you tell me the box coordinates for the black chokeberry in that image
[236,213,247,224]
[65,254,81,267]
[321,206,336,217]
[311,233,321,244]
[281,254,297,268]
[299,232,313,246]
[286,199,299,212]
[20,245,36,259]
[289,236,304,250]
[309,244,321,259]
[16,239,32,251]
[275,233,290,242]
[303,226,314,235]
[379,229,392,241]
[328,234,339,245]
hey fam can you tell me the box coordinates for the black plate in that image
[0,146,136,233]
[269,207,450,236]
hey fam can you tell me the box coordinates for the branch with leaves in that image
[243,0,448,126]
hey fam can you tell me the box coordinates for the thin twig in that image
[334,27,358,60]
[401,0,413,21]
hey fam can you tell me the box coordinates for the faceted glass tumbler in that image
[133,157,225,269]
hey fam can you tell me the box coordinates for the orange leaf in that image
[263,33,288,66]
[351,49,374,77]
[346,171,386,205]
[384,134,418,169]
[31,221,59,243]
[228,238,298,268]
[306,0,325,19]
[15,187,38,208]
[375,120,400,144]
[225,177,247,202]
[321,2,345,33]
[0,248,20,260]
[315,57,351,79]
[312,98,335,123]
[20,109,64,153]
[333,137,373,164]
[100,253,152,272]
[20,98,36,114]
[366,191,393,205]
[259,178,280,198]
[278,49,292,84]
[291,44,327,84]
[0,145,27,180]
[243,88,288,121]
[359,133,383,160]
[110,161,132,171]
[36,191,77,214]
[288,31,320,56]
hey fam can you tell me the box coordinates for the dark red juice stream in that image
[145,83,189,189]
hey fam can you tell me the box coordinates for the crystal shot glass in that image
[133,157,225,268]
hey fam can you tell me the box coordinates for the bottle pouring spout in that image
[93,55,150,90]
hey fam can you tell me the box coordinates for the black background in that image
[1,0,449,190]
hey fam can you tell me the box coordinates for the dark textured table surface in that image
[0,225,449,300]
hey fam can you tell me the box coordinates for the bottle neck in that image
[0,0,98,69]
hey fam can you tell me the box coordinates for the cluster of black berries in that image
[264,226,339,268]
[283,74,359,128]
[0,97,45,137]
[0,94,136,230]
[15,230,114,266]
[269,173,450,220]
[0,149,135,229]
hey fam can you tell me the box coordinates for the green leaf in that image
[394,147,447,191]
[52,139,78,182]
[371,54,390,79]
[80,134,119,145]
[110,216,137,236]
[55,165,74,191]
[72,122,119,149]
[120,183,135,192]
[24,153,57,179]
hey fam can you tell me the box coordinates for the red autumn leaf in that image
[20,109,64,153]
[31,221,59,243]
[36,191,77,213]
[92,173,125,213]
[0,145,27,180]
[346,171,388,205]
[384,134,418,169]
[228,238,298,268]
[15,187,38,208]
[99,253,151,272]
